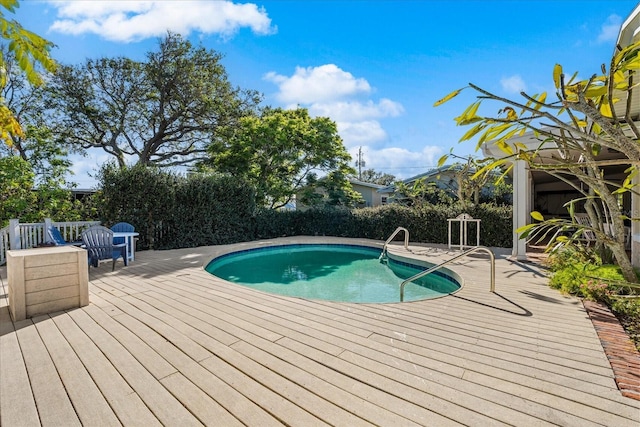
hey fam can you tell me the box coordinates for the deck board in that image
[64,309,202,426]
[0,307,41,427]
[113,312,286,427]
[49,311,161,427]
[1,237,639,426]
[159,372,245,427]
[15,319,81,427]
[32,314,121,426]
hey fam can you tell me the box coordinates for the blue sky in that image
[14,0,640,187]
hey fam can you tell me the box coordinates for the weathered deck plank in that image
[32,314,121,426]
[49,311,162,427]
[0,306,41,427]
[159,372,245,427]
[64,309,202,426]
[1,237,639,426]
[15,319,81,427]
[112,311,286,427]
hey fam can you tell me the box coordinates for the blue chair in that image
[81,225,127,271]
[111,222,135,245]
[47,226,83,246]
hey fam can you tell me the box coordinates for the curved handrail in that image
[400,246,495,301]
[380,227,409,259]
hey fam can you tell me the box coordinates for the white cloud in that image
[597,14,622,44]
[338,121,388,147]
[500,75,526,94]
[264,64,371,104]
[48,1,275,42]
[309,99,404,122]
[265,63,418,174]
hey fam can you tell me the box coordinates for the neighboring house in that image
[71,188,97,201]
[483,4,640,263]
[350,179,391,207]
[378,164,510,203]
[296,178,392,210]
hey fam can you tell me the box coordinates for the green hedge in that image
[96,165,512,250]
[96,165,255,250]
[169,174,255,248]
[255,203,512,248]
[96,164,178,250]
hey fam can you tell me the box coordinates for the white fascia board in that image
[617,4,640,47]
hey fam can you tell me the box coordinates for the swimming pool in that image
[205,244,461,303]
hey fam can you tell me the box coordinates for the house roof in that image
[615,4,640,120]
[349,179,387,189]
[617,3,640,47]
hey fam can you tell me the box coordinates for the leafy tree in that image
[0,0,56,144]
[1,46,75,185]
[207,107,355,209]
[298,170,364,209]
[436,155,509,207]
[479,178,513,206]
[46,32,261,168]
[393,178,453,207]
[358,168,396,186]
[435,39,640,282]
[0,156,82,226]
[0,155,35,225]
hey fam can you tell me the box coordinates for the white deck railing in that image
[0,218,101,265]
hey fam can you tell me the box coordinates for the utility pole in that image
[356,146,365,180]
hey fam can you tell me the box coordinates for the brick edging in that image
[583,300,640,401]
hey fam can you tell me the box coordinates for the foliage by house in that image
[382,163,512,207]
[435,38,640,282]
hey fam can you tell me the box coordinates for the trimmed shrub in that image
[96,163,512,249]
[254,203,512,248]
[96,163,179,250]
[169,174,255,248]
[96,165,255,249]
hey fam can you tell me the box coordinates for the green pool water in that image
[205,244,460,303]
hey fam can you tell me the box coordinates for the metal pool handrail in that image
[380,227,409,259]
[400,246,495,301]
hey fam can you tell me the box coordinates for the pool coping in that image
[204,241,463,303]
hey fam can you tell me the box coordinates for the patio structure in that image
[488,4,640,265]
[1,237,638,426]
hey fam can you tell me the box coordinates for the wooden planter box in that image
[7,246,89,321]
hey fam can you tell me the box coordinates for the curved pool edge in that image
[384,250,465,301]
[200,236,464,304]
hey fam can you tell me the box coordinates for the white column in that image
[512,160,529,261]
[632,170,640,267]
[44,218,53,243]
[9,218,21,250]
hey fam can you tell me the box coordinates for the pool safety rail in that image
[400,246,495,302]
[379,226,409,260]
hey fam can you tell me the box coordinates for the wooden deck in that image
[1,237,639,426]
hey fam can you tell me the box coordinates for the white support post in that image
[632,170,640,268]
[44,218,53,243]
[9,219,20,250]
[512,160,529,261]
